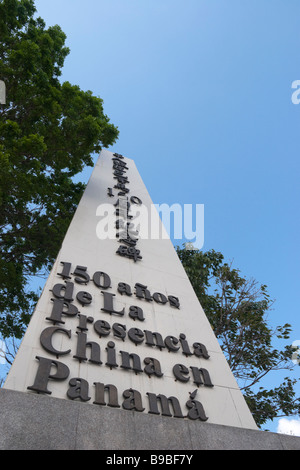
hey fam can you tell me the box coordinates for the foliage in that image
[177,246,300,428]
[0,0,118,338]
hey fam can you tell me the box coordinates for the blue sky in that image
[32,0,300,434]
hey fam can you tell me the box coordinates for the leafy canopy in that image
[177,246,300,428]
[0,0,118,338]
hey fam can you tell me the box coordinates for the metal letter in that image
[40,326,71,356]
[93,382,120,408]
[101,291,125,316]
[122,389,145,412]
[67,378,91,402]
[173,363,190,383]
[27,356,69,394]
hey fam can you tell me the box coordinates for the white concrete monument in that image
[4,150,257,430]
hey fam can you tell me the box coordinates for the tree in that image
[0,0,118,339]
[177,246,300,428]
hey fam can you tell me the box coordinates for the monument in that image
[1,150,299,450]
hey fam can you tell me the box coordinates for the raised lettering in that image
[40,326,71,356]
[27,356,69,395]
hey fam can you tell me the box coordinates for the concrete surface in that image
[0,388,299,450]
